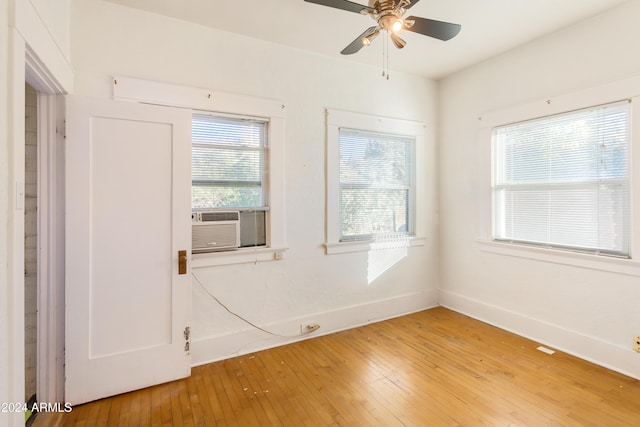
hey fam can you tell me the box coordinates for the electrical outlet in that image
[301,323,320,334]
[634,336,640,353]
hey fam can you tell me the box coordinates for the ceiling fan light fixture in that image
[362,28,380,46]
[389,32,407,49]
[391,18,403,32]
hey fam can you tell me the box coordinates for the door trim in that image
[35,93,65,404]
[24,34,68,405]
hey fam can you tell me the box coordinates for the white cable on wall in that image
[192,272,302,339]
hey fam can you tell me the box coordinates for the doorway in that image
[24,67,66,408]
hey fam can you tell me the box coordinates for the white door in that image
[65,96,192,405]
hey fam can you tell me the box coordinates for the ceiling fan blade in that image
[303,0,375,14]
[404,16,461,41]
[341,26,379,55]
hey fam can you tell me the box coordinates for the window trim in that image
[113,75,287,266]
[476,74,640,274]
[325,109,427,254]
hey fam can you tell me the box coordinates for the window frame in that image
[325,109,427,254]
[491,101,631,258]
[476,75,640,276]
[113,75,287,266]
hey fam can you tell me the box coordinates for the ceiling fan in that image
[303,0,461,55]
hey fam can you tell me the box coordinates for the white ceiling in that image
[101,0,628,79]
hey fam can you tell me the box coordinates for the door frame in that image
[4,3,71,417]
[26,45,66,405]
[34,91,65,405]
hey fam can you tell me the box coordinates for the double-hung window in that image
[339,129,415,241]
[492,101,631,257]
[192,112,269,248]
[325,109,426,254]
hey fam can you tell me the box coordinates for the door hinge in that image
[184,326,190,353]
[59,120,66,139]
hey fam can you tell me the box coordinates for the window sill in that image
[324,236,426,255]
[476,239,640,277]
[191,246,288,268]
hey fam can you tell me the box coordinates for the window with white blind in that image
[192,112,268,210]
[339,129,415,241]
[325,109,426,254]
[192,112,269,251]
[492,101,631,257]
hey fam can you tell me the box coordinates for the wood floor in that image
[34,307,640,426]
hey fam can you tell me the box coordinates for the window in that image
[192,113,268,210]
[325,109,426,254]
[192,112,269,250]
[339,128,415,241]
[492,101,631,257]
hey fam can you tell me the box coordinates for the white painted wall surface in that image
[1,21,27,427]
[439,0,640,379]
[13,0,73,92]
[70,0,441,364]
[1,0,13,421]
[28,0,71,59]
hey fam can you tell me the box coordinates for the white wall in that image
[1,0,13,419]
[14,0,73,92]
[70,0,441,364]
[28,0,70,58]
[439,0,640,379]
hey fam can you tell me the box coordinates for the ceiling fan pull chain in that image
[383,30,386,78]
[387,33,391,80]
[381,30,386,78]
[384,30,390,80]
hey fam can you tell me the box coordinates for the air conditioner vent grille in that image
[192,223,239,252]
[201,211,240,222]
[192,210,241,253]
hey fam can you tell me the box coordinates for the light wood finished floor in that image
[34,307,640,426]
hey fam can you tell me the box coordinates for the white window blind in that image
[492,100,631,257]
[192,113,268,209]
[339,128,415,241]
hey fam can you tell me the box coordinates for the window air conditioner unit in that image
[192,211,240,253]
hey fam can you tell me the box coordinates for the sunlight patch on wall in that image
[366,239,410,284]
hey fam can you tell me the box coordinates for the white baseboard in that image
[191,291,437,366]
[439,289,639,380]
